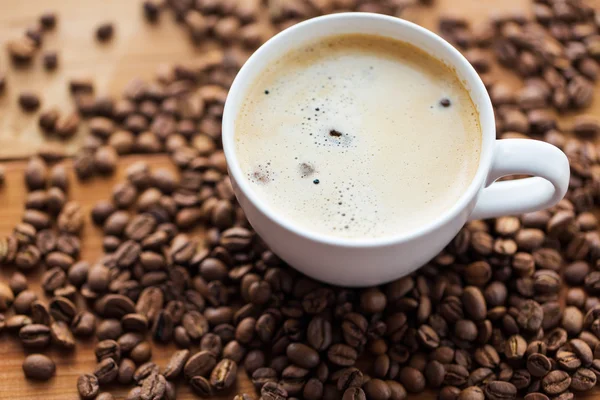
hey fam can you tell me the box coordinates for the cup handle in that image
[469,139,570,221]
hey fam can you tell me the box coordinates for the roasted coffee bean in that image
[19,324,51,348]
[542,370,571,395]
[50,321,75,348]
[49,296,77,323]
[140,372,166,400]
[77,373,100,399]
[13,289,37,314]
[133,361,159,384]
[131,341,152,364]
[184,350,216,379]
[210,358,237,391]
[527,353,552,377]
[31,301,51,326]
[570,368,596,391]
[94,357,119,384]
[570,338,593,366]
[343,387,366,400]
[328,344,358,366]
[399,367,426,393]
[95,339,121,362]
[252,367,278,390]
[22,354,55,381]
[190,375,213,397]
[484,381,517,400]
[118,358,136,384]
[287,342,320,369]
[163,349,189,380]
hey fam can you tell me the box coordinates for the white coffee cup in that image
[222,13,570,287]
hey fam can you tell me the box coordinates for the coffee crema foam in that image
[235,34,481,239]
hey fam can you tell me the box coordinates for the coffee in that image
[235,34,481,239]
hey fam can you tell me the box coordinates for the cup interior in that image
[222,12,495,247]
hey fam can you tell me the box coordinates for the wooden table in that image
[0,0,599,399]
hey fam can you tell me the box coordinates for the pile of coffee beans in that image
[0,0,600,400]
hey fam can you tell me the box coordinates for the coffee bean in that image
[162,349,189,380]
[328,344,358,366]
[97,319,122,341]
[140,372,166,400]
[570,367,596,391]
[77,373,100,399]
[527,353,552,377]
[19,324,51,348]
[287,342,320,369]
[118,358,136,384]
[22,354,55,381]
[398,367,426,393]
[363,378,391,400]
[524,394,549,400]
[458,386,484,400]
[542,370,571,395]
[210,358,237,391]
[184,350,216,379]
[49,296,77,323]
[95,339,121,362]
[484,381,517,400]
[505,334,527,360]
[71,311,96,339]
[425,360,446,388]
[190,375,213,397]
[570,338,593,366]
[8,271,28,294]
[94,357,118,384]
[0,282,15,311]
[50,321,75,348]
[31,301,51,326]
[134,361,159,384]
[19,92,41,112]
[343,387,366,400]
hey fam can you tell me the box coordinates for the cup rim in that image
[222,12,495,248]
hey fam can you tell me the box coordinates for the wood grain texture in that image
[0,0,599,399]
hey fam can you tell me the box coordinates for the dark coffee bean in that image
[97,294,136,318]
[190,375,213,397]
[50,321,75,349]
[399,367,426,393]
[94,357,119,384]
[131,341,152,364]
[261,381,288,400]
[439,386,461,400]
[97,319,122,341]
[133,362,159,384]
[524,394,549,400]
[118,358,136,384]
[49,296,76,323]
[570,339,593,366]
[505,334,527,360]
[121,313,148,333]
[425,360,445,388]
[163,349,190,380]
[140,372,166,400]
[152,310,174,342]
[287,342,320,369]
[31,301,51,326]
[557,351,581,371]
[252,367,277,390]
[542,370,571,395]
[13,289,38,314]
[485,381,517,400]
[570,368,596,391]
[95,339,121,362]
[184,350,216,379]
[307,316,332,351]
[19,324,51,348]
[458,386,484,400]
[527,353,552,377]
[363,378,391,400]
[343,387,366,400]
[328,344,358,366]
[210,358,237,391]
[511,369,531,390]
[77,373,100,399]
[444,364,470,387]
[22,354,55,381]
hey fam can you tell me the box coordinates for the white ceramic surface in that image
[222,13,570,287]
